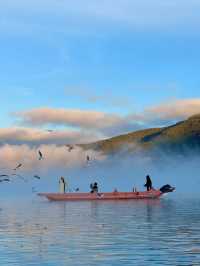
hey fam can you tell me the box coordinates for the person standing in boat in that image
[90,182,98,193]
[144,175,152,191]
[59,177,66,193]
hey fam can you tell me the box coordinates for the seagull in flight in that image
[33,175,41,180]
[65,145,74,152]
[0,174,10,183]
[86,155,90,163]
[13,163,22,171]
[38,150,43,160]
[0,178,10,182]
[0,174,9,178]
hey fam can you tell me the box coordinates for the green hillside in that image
[82,114,200,154]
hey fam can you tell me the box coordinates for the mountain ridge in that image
[81,114,200,154]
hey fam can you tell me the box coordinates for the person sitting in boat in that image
[90,182,98,193]
[144,175,152,191]
[133,187,137,192]
[59,177,66,193]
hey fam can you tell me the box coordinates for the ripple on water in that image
[0,198,200,265]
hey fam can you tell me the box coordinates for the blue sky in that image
[1,0,200,137]
[1,1,200,175]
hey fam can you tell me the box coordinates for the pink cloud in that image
[15,108,123,129]
[0,127,100,145]
[144,98,200,123]
[11,99,200,143]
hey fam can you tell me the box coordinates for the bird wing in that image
[34,175,41,179]
[14,163,22,170]
[38,150,43,159]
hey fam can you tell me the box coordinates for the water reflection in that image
[0,197,200,265]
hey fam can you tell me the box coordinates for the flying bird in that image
[2,178,10,182]
[38,150,43,160]
[65,145,74,152]
[0,178,10,183]
[0,174,9,178]
[13,163,22,171]
[33,175,41,180]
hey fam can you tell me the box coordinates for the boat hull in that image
[38,190,163,201]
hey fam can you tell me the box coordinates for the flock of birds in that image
[0,150,44,184]
[0,145,91,186]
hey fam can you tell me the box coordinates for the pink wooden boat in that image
[38,190,166,201]
[38,185,175,201]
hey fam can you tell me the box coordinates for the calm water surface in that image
[0,196,200,265]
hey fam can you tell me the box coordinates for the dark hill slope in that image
[82,115,200,154]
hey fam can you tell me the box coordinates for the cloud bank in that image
[1,0,200,32]
[14,108,133,137]
[0,127,99,146]
[15,98,200,134]
[143,98,200,125]
[15,108,122,129]
[0,98,198,147]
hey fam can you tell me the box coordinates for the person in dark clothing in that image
[93,182,98,192]
[90,182,98,193]
[144,175,152,191]
[90,183,93,191]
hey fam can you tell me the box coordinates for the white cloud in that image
[15,108,125,131]
[0,127,99,145]
[143,98,200,124]
[3,98,200,147]
[1,0,200,33]
[13,99,200,136]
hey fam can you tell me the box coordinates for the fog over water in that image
[0,144,199,198]
[0,145,200,265]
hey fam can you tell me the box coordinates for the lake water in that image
[0,195,200,265]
